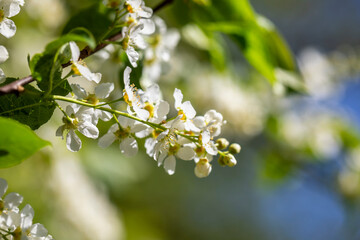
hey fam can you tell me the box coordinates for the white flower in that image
[194,158,212,178]
[142,16,180,85]
[56,105,99,152]
[123,66,150,120]
[193,110,225,137]
[173,88,199,132]
[69,41,102,83]
[124,0,153,19]
[0,178,23,215]
[98,116,147,157]
[121,24,147,67]
[71,83,114,124]
[7,204,52,240]
[135,84,170,138]
[151,119,195,175]
[0,0,24,38]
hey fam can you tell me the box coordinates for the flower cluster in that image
[0,178,53,240]
[54,0,241,178]
[0,0,24,83]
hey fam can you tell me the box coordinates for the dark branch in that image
[0,0,175,96]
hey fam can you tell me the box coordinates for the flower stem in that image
[53,95,167,131]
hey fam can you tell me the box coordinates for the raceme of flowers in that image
[52,0,242,178]
[0,178,53,240]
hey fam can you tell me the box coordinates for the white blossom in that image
[0,0,24,38]
[69,41,102,83]
[71,83,114,124]
[173,88,199,132]
[123,66,150,120]
[0,45,9,83]
[193,110,225,137]
[56,105,99,152]
[98,116,147,157]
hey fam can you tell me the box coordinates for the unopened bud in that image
[217,155,226,167]
[229,143,241,154]
[216,138,229,150]
[224,154,237,167]
[194,158,212,178]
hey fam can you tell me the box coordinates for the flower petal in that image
[182,101,196,119]
[0,45,9,63]
[78,121,99,139]
[177,146,195,160]
[66,130,82,152]
[173,88,183,109]
[20,204,34,230]
[71,83,88,99]
[69,41,80,62]
[4,192,23,210]
[29,223,49,237]
[98,132,117,148]
[95,83,114,99]
[164,155,176,175]
[0,18,16,38]
[76,63,102,83]
[120,137,138,157]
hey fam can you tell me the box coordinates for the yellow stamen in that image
[144,102,155,118]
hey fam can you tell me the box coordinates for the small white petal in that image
[55,126,64,139]
[154,100,169,123]
[20,204,34,230]
[0,18,16,38]
[126,46,139,67]
[164,155,176,175]
[177,146,195,160]
[134,106,150,120]
[78,121,99,139]
[0,46,9,63]
[66,130,82,152]
[4,192,23,210]
[194,161,212,178]
[173,88,183,109]
[71,83,88,99]
[120,137,138,157]
[145,138,157,157]
[201,130,210,144]
[158,151,167,166]
[182,101,196,119]
[69,41,80,62]
[205,142,218,156]
[76,63,102,83]
[29,223,49,237]
[95,83,114,99]
[193,116,206,129]
[98,132,117,148]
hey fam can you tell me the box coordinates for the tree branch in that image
[0,0,175,96]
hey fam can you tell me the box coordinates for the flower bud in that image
[216,138,229,150]
[194,158,212,178]
[217,155,226,167]
[224,154,237,167]
[229,143,241,154]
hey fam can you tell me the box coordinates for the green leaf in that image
[0,78,56,130]
[62,3,113,43]
[0,117,50,168]
[30,46,71,96]
[45,27,96,53]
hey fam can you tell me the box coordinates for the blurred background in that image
[1,0,360,239]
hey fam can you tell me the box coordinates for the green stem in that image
[98,97,124,106]
[53,95,167,131]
